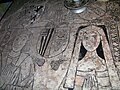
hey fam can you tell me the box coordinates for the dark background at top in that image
[0,0,12,3]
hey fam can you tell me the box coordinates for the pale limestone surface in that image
[0,0,120,90]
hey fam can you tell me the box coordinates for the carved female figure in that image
[64,26,120,90]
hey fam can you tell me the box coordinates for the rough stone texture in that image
[0,0,120,90]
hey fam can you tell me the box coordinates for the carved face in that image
[82,31,100,51]
[13,34,28,52]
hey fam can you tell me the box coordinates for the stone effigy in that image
[0,0,120,90]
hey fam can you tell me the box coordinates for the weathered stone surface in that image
[0,0,120,90]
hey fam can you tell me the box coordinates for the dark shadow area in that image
[79,42,87,61]
[96,40,105,60]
